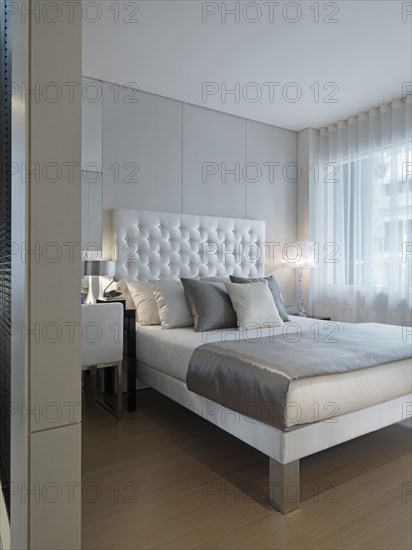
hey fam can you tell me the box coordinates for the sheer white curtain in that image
[310,97,412,324]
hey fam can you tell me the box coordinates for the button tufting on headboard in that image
[113,209,265,282]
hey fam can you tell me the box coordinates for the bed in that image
[112,208,412,514]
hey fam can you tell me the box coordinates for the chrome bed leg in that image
[269,458,300,514]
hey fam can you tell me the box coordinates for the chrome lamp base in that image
[296,266,307,317]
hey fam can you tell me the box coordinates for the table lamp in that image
[82,260,116,304]
[285,241,316,317]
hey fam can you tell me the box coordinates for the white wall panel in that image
[102,85,183,249]
[10,2,82,547]
[183,104,247,218]
[298,128,320,314]
[82,170,103,251]
[82,77,104,253]
[82,77,103,171]
[246,120,298,305]
[93,82,298,301]
[29,6,82,433]
[30,424,81,550]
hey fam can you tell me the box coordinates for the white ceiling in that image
[83,0,412,131]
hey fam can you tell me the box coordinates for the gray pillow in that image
[229,275,290,322]
[181,278,237,332]
[201,276,231,283]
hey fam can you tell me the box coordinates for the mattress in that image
[136,316,412,428]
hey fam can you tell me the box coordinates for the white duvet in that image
[136,316,412,428]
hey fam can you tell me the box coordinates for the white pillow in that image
[150,280,193,329]
[225,280,284,329]
[126,281,160,326]
[118,280,136,311]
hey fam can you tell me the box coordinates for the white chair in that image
[81,303,124,419]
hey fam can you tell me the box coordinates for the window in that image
[311,100,412,323]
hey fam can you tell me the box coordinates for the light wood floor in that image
[82,389,412,550]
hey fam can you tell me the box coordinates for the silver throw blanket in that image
[186,322,411,430]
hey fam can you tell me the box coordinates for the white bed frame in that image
[113,208,412,514]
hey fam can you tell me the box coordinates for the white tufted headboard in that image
[112,209,265,282]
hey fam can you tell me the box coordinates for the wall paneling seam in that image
[181,102,184,213]
[245,119,248,218]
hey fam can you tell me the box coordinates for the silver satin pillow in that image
[181,278,238,332]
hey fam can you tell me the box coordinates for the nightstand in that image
[96,298,126,307]
[81,303,124,418]
[97,299,137,412]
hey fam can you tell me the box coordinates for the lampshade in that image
[82,260,116,277]
[284,241,316,269]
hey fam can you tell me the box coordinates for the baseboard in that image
[398,417,412,429]
[136,379,149,390]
